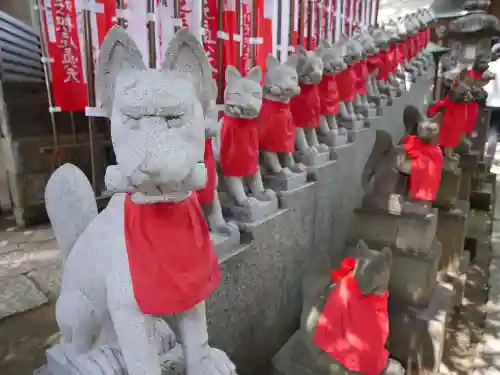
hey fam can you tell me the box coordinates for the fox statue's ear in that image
[95,26,147,118]
[161,28,214,114]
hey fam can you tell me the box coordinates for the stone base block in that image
[442,251,471,308]
[339,119,365,131]
[346,239,441,308]
[318,129,349,148]
[211,225,241,261]
[470,187,493,212]
[351,207,438,254]
[458,151,480,170]
[434,168,462,209]
[388,282,454,375]
[435,200,469,274]
[263,171,308,192]
[459,169,473,202]
[294,149,331,169]
[272,331,405,375]
[222,194,279,223]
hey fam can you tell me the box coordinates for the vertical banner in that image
[310,0,317,49]
[241,0,252,73]
[371,0,378,25]
[290,0,299,49]
[255,0,273,71]
[42,0,87,111]
[321,0,327,40]
[328,0,335,42]
[203,0,219,80]
[302,0,308,48]
[279,0,290,61]
[156,0,174,67]
[353,0,360,29]
[126,0,149,66]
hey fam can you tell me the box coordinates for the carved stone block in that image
[222,194,279,223]
[263,171,308,192]
[435,200,469,274]
[211,226,241,261]
[338,119,365,131]
[293,150,331,167]
[388,282,453,375]
[442,251,470,308]
[351,207,438,254]
[346,240,441,309]
[434,168,462,209]
[318,129,349,148]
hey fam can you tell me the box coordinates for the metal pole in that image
[173,0,180,32]
[82,8,100,194]
[147,0,157,68]
[236,0,241,71]
[251,0,257,65]
[34,0,60,168]
[298,0,305,46]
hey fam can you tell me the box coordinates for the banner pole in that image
[147,0,157,68]
[173,0,180,32]
[34,0,60,168]
[82,6,101,194]
[117,0,126,27]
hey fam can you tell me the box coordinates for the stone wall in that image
[201,76,434,375]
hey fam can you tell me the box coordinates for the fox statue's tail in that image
[45,164,98,261]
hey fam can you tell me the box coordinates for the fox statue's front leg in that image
[178,302,236,375]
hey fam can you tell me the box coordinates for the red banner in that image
[96,0,116,46]
[302,0,308,48]
[42,0,86,111]
[203,0,219,81]
[290,0,299,48]
[241,0,252,74]
[329,0,335,41]
[255,0,273,72]
[179,0,191,28]
[321,1,327,40]
[345,0,352,37]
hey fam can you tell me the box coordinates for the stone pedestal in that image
[345,240,441,309]
[435,200,469,274]
[339,119,365,131]
[318,129,349,149]
[211,226,241,261]
[351,207,438,254]
[435,168,462,209]
[458,152,479,201]
[442,251,471,308]
[293,150,332,180]
[221,194,279,223]
[388,282,454,375]
[263,171,308,192]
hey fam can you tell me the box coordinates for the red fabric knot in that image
[331,257,357,283]
[402,135,443,201]
[290,83,321,128]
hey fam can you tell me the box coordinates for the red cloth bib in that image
[402,135,443,201]
[257,98,295,152]
[355,60,369,95]
[376,50,391,81]
[388,45,398,73]
[367,54,381,73]
[467,69,483,80]
[220,114,259,176]
[290,83,321,128]
[313,258,389,375]
[464,69,482,134]
[409,36,417,59]
[196,138,216,205]
[397,42,407,65]
[336,65,358,102]
[319,73,341,115]
[428,98,468,148]
[123,193,221,315]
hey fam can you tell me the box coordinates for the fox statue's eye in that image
[164,115,183,128]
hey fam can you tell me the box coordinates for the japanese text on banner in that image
[43,0,87,111]
[203,0,218,79]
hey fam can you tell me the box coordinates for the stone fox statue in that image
[44,26,236,375]
[289,240,400,375]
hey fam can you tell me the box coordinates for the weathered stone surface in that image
[435,200,469,274]
[27,263,63,300]
[435,168,461,209]
[388,282,454,375]
[351,207,438,254]
[0,244,59,278]
[0,275,48,319]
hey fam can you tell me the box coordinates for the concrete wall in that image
[0,0,35,28]
[203,76,434,375]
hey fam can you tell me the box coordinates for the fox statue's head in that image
[294,45,324,84]
[263,54,301,102]
[96,26,215,203]
[223,65,263,118]
[319,39,347,75]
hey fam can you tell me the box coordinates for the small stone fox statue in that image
[289,45,329,155]
[372,28,395,103]
[285,240,404,375]
[353,31,379,113]
[219,65,276,207]
[317,38,346,141]
[259,54,305,176]
[198,82,239,237]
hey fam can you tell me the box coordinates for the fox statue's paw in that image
[188,347,237,375]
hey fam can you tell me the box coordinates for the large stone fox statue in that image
[43,26,236,375]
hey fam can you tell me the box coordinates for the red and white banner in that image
[321,0,327,40]
[290,0,299,49]
[279,0,290,61]
[202,0,218,80]
[241,0,252,73]
[301,0,308,48]
[42,0,87,111]
[41,0,115,111]
[329,0,335,42]
[310,0,317,49]
[255,0,273,71]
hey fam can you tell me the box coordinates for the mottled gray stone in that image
[0,274,48,319]
[27,263,63,300]
[0,244,59,278]
[263,171,308,192]
[435,168,462,209]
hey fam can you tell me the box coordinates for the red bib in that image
[124,193,221,315]
[354,60,369,95]
[429,97,469,148]
[402,135,443,201]
[397,42,407,64]
[313,258,389,375]
[464,69,482,134]
[196,138,216,205]
[367,54,381,73]
[319,73,340,115]
[257,98,295,152]
[376,50,391,81]
[290,83,321,128]
[388,45,398,73]
[336,65,357,102]
[220,114,259,177]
